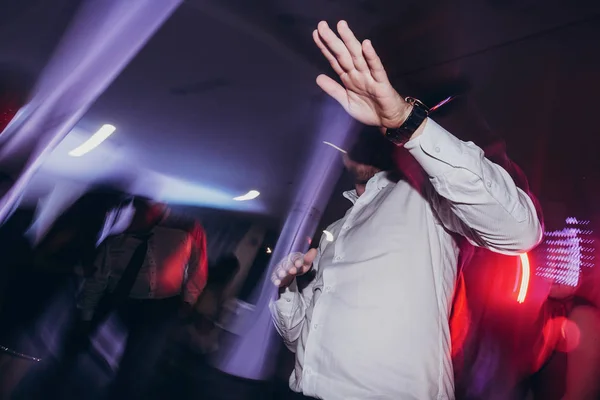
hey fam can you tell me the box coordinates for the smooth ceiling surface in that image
[4,0,600,221]
[51,1,328,216]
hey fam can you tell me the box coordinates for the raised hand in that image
[271,249,318,288]
[313,20,411,129]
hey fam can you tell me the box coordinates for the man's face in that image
[343,155,380,185]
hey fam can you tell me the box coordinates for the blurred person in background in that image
[269,21,542,400]
[0,206,35,399]
[167,252,241,357]
[526,229,600,400]
[190,253,241,353]
[0,187,133,397]
[47,197,208,399]
[150,253,241,399]
[0,195,34,314]
[439,96,600,400]
[455,243,600,400]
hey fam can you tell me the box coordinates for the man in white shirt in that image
[269,20,543,400]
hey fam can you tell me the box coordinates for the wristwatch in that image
[384,97,429,145]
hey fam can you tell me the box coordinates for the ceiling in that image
[1,0,600,226]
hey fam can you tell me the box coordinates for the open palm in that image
[313,20,409,128]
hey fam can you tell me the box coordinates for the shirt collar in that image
[342,171,393,204]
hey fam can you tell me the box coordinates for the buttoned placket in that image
[304,174,390,393]
[334,178,382,263]
[302,270,321,388]
[303,258,328,390]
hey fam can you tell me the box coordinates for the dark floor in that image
[3,342,300,400]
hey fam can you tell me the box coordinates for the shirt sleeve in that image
[183,222,208,305]
[404,119,543,254]
[78,241,110,321]
[269,245,322,353]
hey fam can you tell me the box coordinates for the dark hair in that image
[347,125,397,171]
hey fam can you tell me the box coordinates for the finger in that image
[301,248,318,273]
[316,74,348,108]
[316,21,355,72]
[336,20,368,72]
[272,268,288,286]
[362,39,390,84]
[271,270,281,286]
[313,30,344,76]
[304,248,318,264]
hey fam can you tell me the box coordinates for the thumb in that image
[316,74,347,109]
[304,248,318,263]
[301,248,318,272]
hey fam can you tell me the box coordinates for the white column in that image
[214,96,359,379]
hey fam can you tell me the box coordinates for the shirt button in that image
[313,323,318,330]
[486,181,492,188]
[325,286,332,292]
[335,256,342,261]
[434,146,441,153]
[343,225,350,230]
[285,298,291,303]
[305,368,312,376]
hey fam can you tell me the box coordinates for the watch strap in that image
[384,97,429,145]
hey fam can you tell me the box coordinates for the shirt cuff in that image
[404,118,482,179]
[269,279,299,317]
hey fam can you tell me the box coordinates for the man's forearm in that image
[404,118,542,253]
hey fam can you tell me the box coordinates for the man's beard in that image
[350,164,378,185]
[354,176,372,185]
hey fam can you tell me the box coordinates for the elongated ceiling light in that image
[69,124,116,157]
[322,141,347,154]
[233,190,260,201]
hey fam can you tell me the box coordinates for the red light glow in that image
[517,253,530,303]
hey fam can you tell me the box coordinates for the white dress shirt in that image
[270,119,542,400]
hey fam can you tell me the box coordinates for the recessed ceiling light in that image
[266,247,272,254]
[69,124,116,157]
[233,190,260,201]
